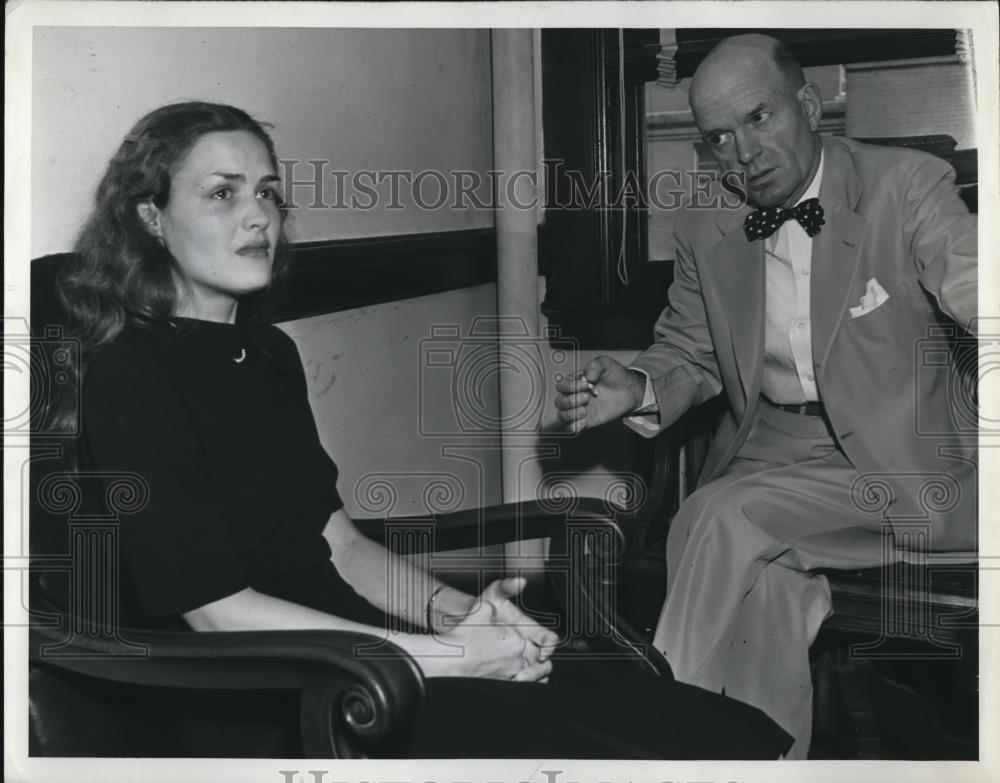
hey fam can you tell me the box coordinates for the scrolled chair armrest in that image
[28,595,425,758]
[355,499,669,677]
[354,497,631,555]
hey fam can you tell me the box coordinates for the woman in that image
[56,101,791,758]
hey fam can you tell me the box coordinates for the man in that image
[555,34,977,758]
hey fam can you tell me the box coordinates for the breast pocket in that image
[847,284,901,323]
[839,292,913,374]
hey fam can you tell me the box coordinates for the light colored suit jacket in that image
[630,136,978,550]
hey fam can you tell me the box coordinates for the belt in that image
[760,396,826,417]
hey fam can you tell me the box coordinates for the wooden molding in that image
[268,228,497,323]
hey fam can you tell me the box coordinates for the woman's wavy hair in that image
[51,101,290,433]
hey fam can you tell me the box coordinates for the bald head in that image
[691,34,805,109]
[688,34,822,208]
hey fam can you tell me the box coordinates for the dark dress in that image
[79,316,792,759]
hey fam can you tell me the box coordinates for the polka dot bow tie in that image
[743,197,825,241]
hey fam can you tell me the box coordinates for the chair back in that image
[29,254,81,598]
[27,253,179,755]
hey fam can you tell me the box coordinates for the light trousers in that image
[652,403,898,759]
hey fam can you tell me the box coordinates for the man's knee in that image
[673,477,753,535]
[668,473,802,569]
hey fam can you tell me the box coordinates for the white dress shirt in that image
[761,151,824,404]
[627,152,825,430]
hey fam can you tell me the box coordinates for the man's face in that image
[691,57,821,209]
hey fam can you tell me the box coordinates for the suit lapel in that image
[701,137,867,406]
[811,138,867,369]
[706,206,764,406]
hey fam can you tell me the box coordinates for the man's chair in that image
[24,253,656,758]
[614,398,978,759]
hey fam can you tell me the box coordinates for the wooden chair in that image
[28,486,636,757]
[613,399,977,759]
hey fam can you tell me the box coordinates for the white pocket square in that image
[849,278,890,319]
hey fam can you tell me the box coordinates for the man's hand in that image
[554,356,646,433]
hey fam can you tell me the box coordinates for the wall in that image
[31,26,503,515]
[32,27,493,252]
[281,286,501,517]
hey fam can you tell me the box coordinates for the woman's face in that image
[140,130,282,320]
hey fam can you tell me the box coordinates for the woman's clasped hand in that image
[423,576,559,682]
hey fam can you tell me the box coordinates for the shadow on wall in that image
[533,419,654,521]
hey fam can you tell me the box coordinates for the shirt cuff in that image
[623,369,660,433]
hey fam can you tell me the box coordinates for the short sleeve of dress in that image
[80,339,250,618]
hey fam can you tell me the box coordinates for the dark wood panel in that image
[544,300,673,350]
[674,29,959,78]
[267,228,497,323]
[541,29,675,348]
